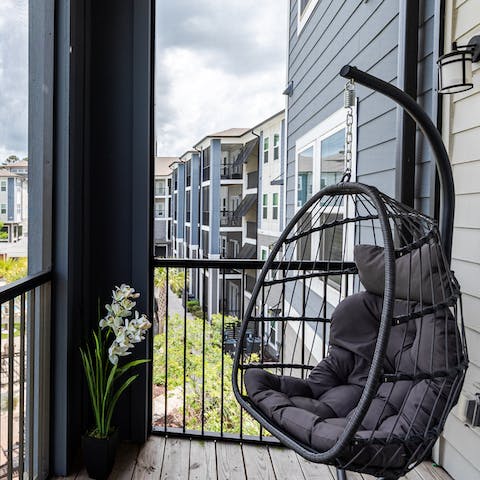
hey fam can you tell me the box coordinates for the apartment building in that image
[153,157,173,257]
[0,161,28,243]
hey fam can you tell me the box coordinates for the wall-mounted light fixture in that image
[437,36,480,94]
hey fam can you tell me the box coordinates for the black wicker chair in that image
[232,67,468,480]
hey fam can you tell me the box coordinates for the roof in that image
[194,128,251,148]
[155,157,176,176]
[251,110,285,132]
[232,193,257,219]
[4,160,28,168]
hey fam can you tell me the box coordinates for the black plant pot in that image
[82,428,120,480]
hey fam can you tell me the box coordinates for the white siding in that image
[436,1,480,478]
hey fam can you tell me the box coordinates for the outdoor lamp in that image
[437,36,480,94]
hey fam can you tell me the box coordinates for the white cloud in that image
[155,0,287,156]
[0,0,28,161]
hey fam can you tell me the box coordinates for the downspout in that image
[395,0,419,209]
[251,130,261,249]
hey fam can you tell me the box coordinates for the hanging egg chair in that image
[232,66,469,480]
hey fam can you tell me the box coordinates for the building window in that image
[0,181,6,192]
[295,108,357,289]
[273,134,280,160]
[261,247,268,261]
[262,194,268,219]
[298,0,320,34]
[272,193,279,220]
[1,204,6,214]
[263,137,269,164]
[297,145,313,207]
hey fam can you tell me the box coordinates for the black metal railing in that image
[220,211,242,227]
[151,258,350,443]
[247,171,258,189]
[220,164,242,180]
[0,270,52,479]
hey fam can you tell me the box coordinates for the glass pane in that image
[297,146,313,207]
[300,0,311,15]
[320,128,345,189]
[0,1,29,286]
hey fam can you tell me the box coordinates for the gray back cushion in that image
[354,243,449,305]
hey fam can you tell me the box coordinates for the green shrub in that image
[153,313,259,435]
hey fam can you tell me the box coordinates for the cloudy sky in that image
[0,0,28,162]
[155,0,288,156]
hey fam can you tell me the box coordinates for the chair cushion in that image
[354,243,450,305]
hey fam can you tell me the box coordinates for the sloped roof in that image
[155,157,176,176]
[194,128,251,148]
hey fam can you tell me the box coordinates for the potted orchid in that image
[80,284,151,480]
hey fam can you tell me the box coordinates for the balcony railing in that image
[220,211,242,227]
[220,164,242,180]
[151,258,344,443]
[0,270,52,479]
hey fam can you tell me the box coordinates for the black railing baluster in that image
[19,293,26,479]
[183,267,187,432]
[221,268,226,437]
[201,267,207,435]
[164,267,169,432]
[7,299,15,477]
[240,269,245,440]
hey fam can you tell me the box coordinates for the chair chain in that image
[342,79,355,183]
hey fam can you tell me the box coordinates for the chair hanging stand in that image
[232,66,467,480]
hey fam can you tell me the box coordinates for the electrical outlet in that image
[466,393,480,427]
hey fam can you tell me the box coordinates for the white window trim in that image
[294,106,357,297]
[297,0,320,35]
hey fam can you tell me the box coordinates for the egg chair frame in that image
[231,65,467,480]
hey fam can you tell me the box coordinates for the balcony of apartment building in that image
[5,3,462,480]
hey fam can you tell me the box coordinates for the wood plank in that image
[161,437,191,480]
[216,441,246,480]
[133,436,166,479]
[296,452,334,479]
[415,461,453,480]
[109,443,140,480]
[242,444,276,480]
[189,439,217,480]
[268,447,305,480]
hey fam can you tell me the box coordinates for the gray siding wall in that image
[286,0,437,223]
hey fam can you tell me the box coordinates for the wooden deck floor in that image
[59,436,453,480]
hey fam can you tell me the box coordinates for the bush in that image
[153,313,260,435]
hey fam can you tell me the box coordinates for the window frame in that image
[297,0,320,35]
[262,193,268,219]
[272,192,279,220]
[263,136,269,164]
[294,107,357,301]
[273,133,280,160]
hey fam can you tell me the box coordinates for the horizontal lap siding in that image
[437,1,480,477]
[286,0,401,222]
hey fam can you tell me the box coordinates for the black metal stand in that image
[339,65,455,264]
[336,468,348,480]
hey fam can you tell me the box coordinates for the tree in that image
[3,155,19,165]
[153,313,261,436]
